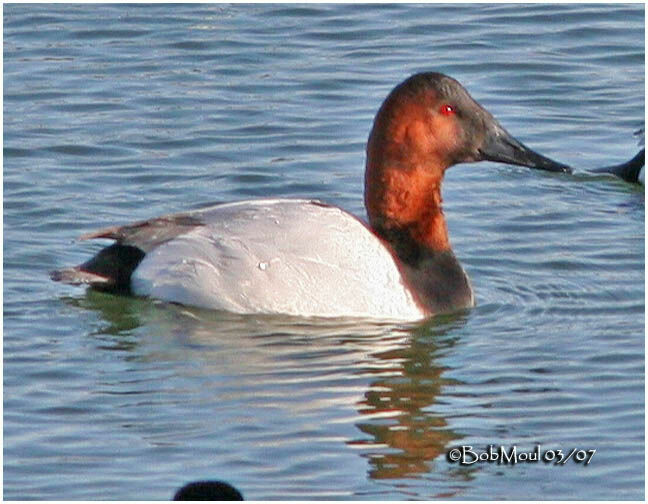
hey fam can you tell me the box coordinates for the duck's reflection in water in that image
[65,293,466,486]
[349,318,463,480]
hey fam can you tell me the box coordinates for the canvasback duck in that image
[174,481,243,501]
[51,72,572,321]
[591,148,644,184]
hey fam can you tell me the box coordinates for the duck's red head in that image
[365,72,570,258]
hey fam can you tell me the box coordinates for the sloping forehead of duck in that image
[432,79,481,109]
[396,75,477,109]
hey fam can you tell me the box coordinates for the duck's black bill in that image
[479,125,572,174]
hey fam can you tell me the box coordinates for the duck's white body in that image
[131,199,425,320]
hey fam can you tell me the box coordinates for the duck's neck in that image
[366,163,449,259]
[365,160,473,314]
[364,91,453,259]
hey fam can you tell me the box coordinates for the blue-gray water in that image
[4,3,644,500]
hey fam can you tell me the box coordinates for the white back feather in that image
[131,199,425,320]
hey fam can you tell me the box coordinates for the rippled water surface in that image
[4,4,644,500]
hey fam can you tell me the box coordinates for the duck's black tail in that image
[50,244,145,293]
[591,149,645,184]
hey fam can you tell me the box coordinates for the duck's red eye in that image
[440,104,455,116]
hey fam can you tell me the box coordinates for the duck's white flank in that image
[131,199,425,320]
